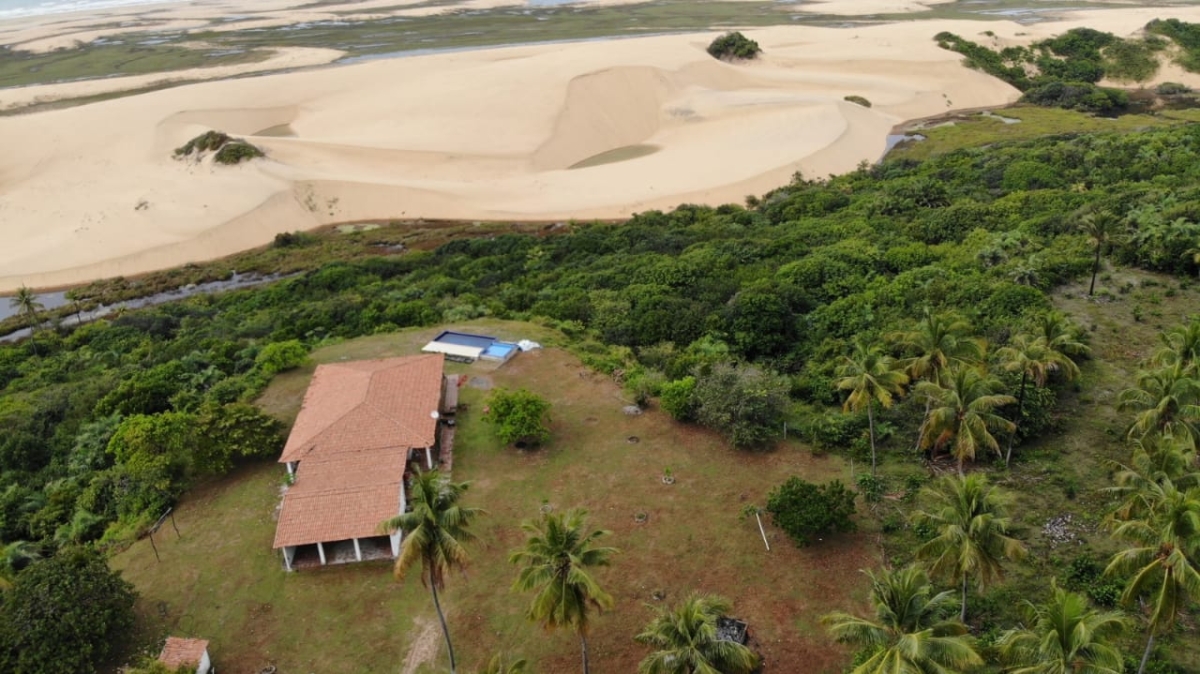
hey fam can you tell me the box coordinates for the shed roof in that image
[158,637,208,669]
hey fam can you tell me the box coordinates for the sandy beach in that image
[3,4,1200,292]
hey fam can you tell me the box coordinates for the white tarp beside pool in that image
[422,341,484,360]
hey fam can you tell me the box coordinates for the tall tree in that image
[889,309,986,455]
[9,286,43,353]
[1106,434,1199,521]
[510,508,618,674]
[835,338,909,475]
[381,471,481,674]
[1105,478,1200,674]
[821,565,981,674]
[996,332,1080,467]
[997,581,1129,674]
[912,475,1027,622]
[1078,210,1121,296]
[635,593,759,674]
[0,540,39,591]
[1118,363,1200,449]
[916,366,1016,475]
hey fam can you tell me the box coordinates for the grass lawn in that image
[889,105,1200,162]
[114,319,876,673]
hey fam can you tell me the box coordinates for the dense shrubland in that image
[174,130,264,164]
[4,110,1200,669]
[706,31,760,60]
[933,23,1200,113]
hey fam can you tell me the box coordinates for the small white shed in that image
[158,637,212,674]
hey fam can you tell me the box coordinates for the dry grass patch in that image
[115,321,877,673]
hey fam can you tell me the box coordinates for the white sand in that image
[2,7,1200,292]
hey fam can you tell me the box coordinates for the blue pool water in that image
[483,343,517,359]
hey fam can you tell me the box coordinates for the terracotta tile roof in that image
[158,637,208,669]
[273,354,443,549]
[280,354,444,464]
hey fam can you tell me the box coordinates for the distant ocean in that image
[0,0,186,20]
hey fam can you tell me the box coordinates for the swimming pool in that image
[482,342,517,360]
[432,331,497,349]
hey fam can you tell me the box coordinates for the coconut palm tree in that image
[1105,479,1200,674]
[912,474,1027,622]
[917,366,1016,475]
[889,309,986,455]
[477,654,529,674]
[510,508,618,674]
[996,333,1080,467]
[1106,435,1199,521]
[1078,210,1121,296]
[1032,311,1090,362]
[381,470,481,674]
[997,581,1130,674]
[10,285,44,353]
[1118,363,1200,448]
[1151,317,1200,370]
[821,565,981,674]
[835,338,909,476]
[635,593,759,674]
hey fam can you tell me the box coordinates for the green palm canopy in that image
[997,581,1129,674]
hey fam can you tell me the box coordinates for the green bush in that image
[707,32,761,60]
[694,363,789,450]
[766,477,857,547]
[1020,81,1129,113]
[485,388,552,448]
[659,376,698,422]
[1156,81,1192,95]
[213,141,265,165]
[174,130,231,156]
[843,95,872,108]
[255,339,309,376]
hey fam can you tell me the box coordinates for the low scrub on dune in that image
[174,130,264,164]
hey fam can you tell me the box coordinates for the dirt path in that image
[400,617,441,674]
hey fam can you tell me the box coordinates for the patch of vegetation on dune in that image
[174,130,264,164]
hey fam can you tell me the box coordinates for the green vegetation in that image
[706,31,761,61]
[766,477,857,547]
[381,470,480,674]
[175,131,264,164]
[822,565,981,674]
[844,95,872,108]
[0,43,269,88]
[1147,18,1200,72]
[0,547,136,674]
[9,49,1200,669]
[510,508,617,674]
[634,593,759,674]
[485,388,552,448]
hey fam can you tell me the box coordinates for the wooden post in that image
[149,532,161,563]
[169,509,180,538]
[754,511,770,552]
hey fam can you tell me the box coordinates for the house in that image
[157,637,211,674]
[272,354,447,571]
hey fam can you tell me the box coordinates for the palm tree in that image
[1032,311,1090,362]
[381,471,481,674]
[917,366,1017,475]
[912,475,1027,622]
[1078,210,1121,296]
[1105,479,1200,674]
[1151,317,1200,370]
[889,309,986,455]
[478,654,529,674]
[821,565,982,674]
[10,285,43,353]
[997,581,1129,674]
[1118,363,1200,448]
[0,540,40,590]
[635,593,759,674]
[835,338,909,476]
[1106,434,1199,521]
[996,333,1080,467]
[510,508,618,674]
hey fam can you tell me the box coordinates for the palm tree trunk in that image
[1137,633,1155,674]
[915,399,931,455]
[430,581,457,674]
[1089,244,1101,296]
[581,633,590,674]
[867,400,877,476]
[960,575,969,623]
[1006,372,1027,469]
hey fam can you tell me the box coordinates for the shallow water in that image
[0,271,291,342]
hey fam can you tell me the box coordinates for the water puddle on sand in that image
[568,144,660,169]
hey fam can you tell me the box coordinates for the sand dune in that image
[5,8,1200,292]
